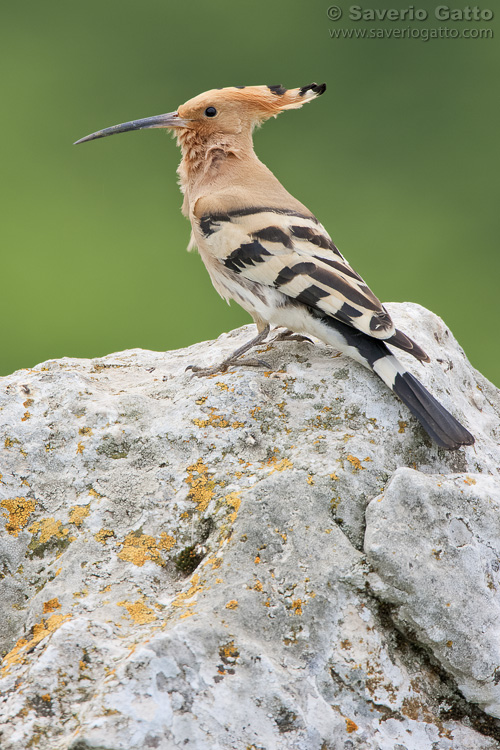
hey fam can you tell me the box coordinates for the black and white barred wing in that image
[199,208,429,361]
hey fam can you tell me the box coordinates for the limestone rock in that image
[0,302,499,750]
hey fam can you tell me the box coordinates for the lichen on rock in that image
[0,303,499,749]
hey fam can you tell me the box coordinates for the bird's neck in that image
[176,129,266,215]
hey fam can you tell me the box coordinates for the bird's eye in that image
[204,106,217,117]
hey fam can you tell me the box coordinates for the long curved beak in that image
[74,111,188,145]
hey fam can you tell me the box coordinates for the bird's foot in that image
[273,328,313,344]
[186,324,272,377]
[186,356,271,378]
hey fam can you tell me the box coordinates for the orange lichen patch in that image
[88,488,103,499]
[23,398,34,408]
[307,474,315,485]
[41,693,51,703]
[94,528,115,544]
[1,613,71,676]
[21,411,31,422]
[159,532,176,551]
[29,518,70,544]
[250,406,261,418]
[218,640,240,673]
[345,718,358,733]
[193,408,229,429]
[330,472,339,481]
[185,459,216,513]
[172,573,203,609]
[253,580,263,592]
[69,505,90,527]
[43,597,61,614]
[398,420,407,433]
[216,382,229,391]
[231,420,245,429]
[76,442,85,454]
[225,600,238,610]
[225,492,241,524]
[464,476,477,486]
[117,600,157,625]
[196,395,208,405]
[291,599,303,615]
[1,497,36,536]
[118,532,167,567]
[73,589,89,599]
[79,427,93,436]
[5,437,18,448]
[263,452,293,474]
[346,455,364,471]
[254,555,261,564]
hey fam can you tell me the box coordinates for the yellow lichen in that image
[43,598,61,613]
[88,488,103,498]
[79,427,93,436]
[117,600,157,625]
[69,505,90,527]
[1,613,71,676]
[172,573,203,609]
[76,441,85,454]
[291,599,303,615]
[464,476,476,486]
[118,532,166,567]
[398,420,407,433]
[225,600,238,610]
[185,459,216,513]
[29,518,70,544]
[1,497,36,536]
[345,718,358,733]
[225,491,241,524]
[21,411,31,422]
[193,408,230,429]
[159,532,176,551]
[94,528,115,544]
[346,455,364,471]
[264,454,293,473]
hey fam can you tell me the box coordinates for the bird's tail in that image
[390,369,474,449]
[318,316,474,450]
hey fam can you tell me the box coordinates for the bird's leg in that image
[272,328,313,344]
[187,324,271,377]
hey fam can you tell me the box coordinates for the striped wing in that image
[199,207,395,339]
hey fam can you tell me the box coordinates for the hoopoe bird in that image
[75,83,474,450]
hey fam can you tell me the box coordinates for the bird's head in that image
[74,83,326,146]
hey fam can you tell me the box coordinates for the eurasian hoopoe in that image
[75,82,474,450]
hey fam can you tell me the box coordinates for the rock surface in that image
[0,302,499,750]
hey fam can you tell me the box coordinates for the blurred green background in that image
[1,0,499,384]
